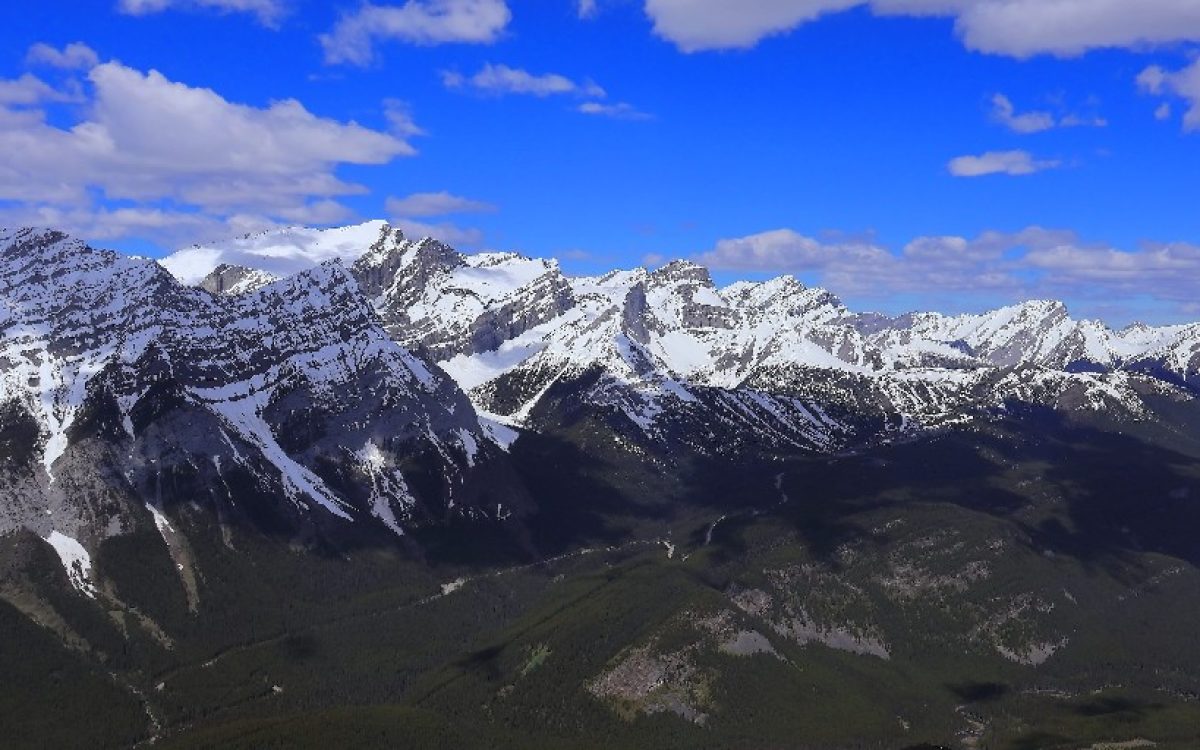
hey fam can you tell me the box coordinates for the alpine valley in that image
[3,221,1200,750]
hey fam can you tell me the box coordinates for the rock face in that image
[199,263,275,295]
[351,224,576,360]
[0,227,531,596]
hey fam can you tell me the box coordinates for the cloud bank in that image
[0,46,414,244]
[442,63,606,98]
[385,190,496,246]
[947,150,1061,177]
[643,0,1200,58]
[1139,59,1200,131]
[116,0,286,25]
[321,0,511,66]
[696,226,1200,319]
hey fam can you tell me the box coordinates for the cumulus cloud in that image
[577,0,599,18]
[988,92,1108,133]
[696,226,1200,317]
[697,227,1053,301]
[25,42,99,70]
[384,191,494,247]
[116,0,286,25]
[989,94,1055,134]
[321,0,511,66]
[1138,59,1200,131]
[385,191,495,217]
[442,63,606,98]
[382,98,426,139]
[0,74,80,106]
[0,203,284,247]
[645,0,1200,58]
[1025,240,1200,296]
[577,101,653,120]
[698,229,892,278]
[644,0,860,52]
[947,149,1060,177]
[0,60,414,245]
[391,218,485,246]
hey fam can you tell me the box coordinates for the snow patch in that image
[457,428,480,466]
[145,502,175,534]
[43,531,97,598]
[478,411,520,450]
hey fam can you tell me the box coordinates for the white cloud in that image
[932,0,1200,59]
[391,217,484,246]
[1058,112,1108,128]
[578,101,653,120]
[0,202,280,247]
[1024,241,1200,297]
[989,94,1054,134]
[383,98,426,138]
[25,42,99,70]
[644,0,860,52]
[1138,59,1200,131]
[698,228,889,273]
[696,228,1038,302]
[1138,65,1168,95]
[989,93,1105,133]
[116,0,286,25]
[0,74,79,106]
[696,226,1200,315]
[1156,102,1173,121]
[385,191,495,217]
[442,63,606,98]
[321,0,511,66]
[0,60,414,245]
[385,191,494,246]
[947,149,1060,177]
[644,0,1200,58]
[578,0,599,18]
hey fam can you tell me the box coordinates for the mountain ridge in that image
[159,222,1199,455]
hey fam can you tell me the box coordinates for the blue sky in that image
[1,0,1199,324]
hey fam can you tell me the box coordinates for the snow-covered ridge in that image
[156,221,1200,451]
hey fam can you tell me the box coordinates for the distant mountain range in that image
[178,220,1200,453]
[4,221,1199,588]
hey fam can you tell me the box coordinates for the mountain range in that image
[3,221,1200,749]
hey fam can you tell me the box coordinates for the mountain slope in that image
[0,227,531,601]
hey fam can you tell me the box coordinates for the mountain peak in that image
[351,227,464,300]
[1012,298,1069,318]
[0,227,93,264]
[651,259,713,285]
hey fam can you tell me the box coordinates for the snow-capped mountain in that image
[7,218,1181,608]
[171,221,1200,458]
[0,227,529,596]
[352,224,575,361]
[4,219,1200,720]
